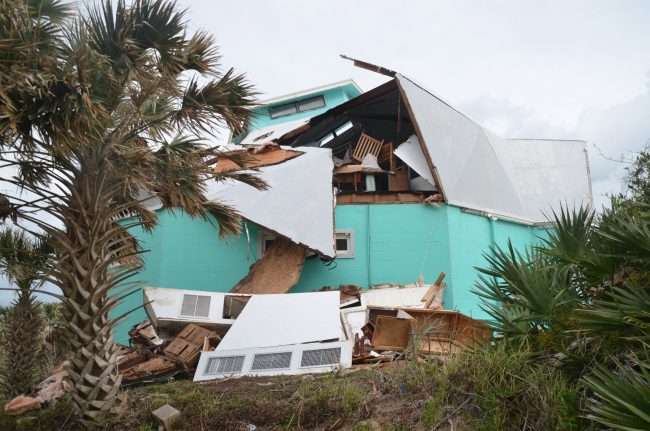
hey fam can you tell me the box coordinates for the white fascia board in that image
[205,146,336,258]
[259,79,362,105]
[360,286,430,308]
[194,340,353,381]
[216,291,343,351]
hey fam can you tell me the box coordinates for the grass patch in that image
[0,344,593,430]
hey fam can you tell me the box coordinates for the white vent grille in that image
[204,356,245,375]
[251,352,292,371]
[180,294,211,318]
[300,348,341,367]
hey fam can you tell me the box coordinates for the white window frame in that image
[179,294,211,318]
[258,231,278,257]
[335,229,355,258]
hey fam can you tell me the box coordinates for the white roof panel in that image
[205,146,335,258]
[239,118,309,146]
[505,139,593,220]
[396,74,591,223]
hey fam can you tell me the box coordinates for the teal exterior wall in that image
[112,204,546,344]
[112,210,261,344]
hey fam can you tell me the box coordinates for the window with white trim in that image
[258,231,277,256]
[335,229,354,258]
[269,96,325,119]
[180,294,211,318]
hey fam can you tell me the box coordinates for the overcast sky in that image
[2,1,650,306]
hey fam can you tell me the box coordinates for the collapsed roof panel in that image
[396,74,531,221]
[505,139,593,219]
[216,291,343,351]
[206,146,336,258]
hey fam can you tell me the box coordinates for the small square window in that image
[258,231,277,256]
[335,230,354,258]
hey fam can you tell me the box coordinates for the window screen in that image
[180,294,211,318]
[251,352,292,370]
[204,356,245,375]
[300,347,341,367]
[336,237,349,251]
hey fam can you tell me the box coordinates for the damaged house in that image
[111,69,592,351]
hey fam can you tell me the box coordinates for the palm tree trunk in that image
[54,154,125,423]
[3,282,42,398]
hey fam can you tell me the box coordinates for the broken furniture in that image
[368,309,490,355]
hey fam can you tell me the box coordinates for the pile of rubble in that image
[4,275,490,416]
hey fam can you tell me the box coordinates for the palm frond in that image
[584,357,650,431]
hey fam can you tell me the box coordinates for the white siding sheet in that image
[216,291,343,351]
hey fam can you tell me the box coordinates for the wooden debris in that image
[4,396,41,415]
[214,146,302,173]
[230,236,306,294]
[372,316,413,351]
[164,324,219,369]
[422,272,446,309]
[129,320,165,352]
[121,357,179,383]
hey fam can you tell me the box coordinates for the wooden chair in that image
[352,132,384,162]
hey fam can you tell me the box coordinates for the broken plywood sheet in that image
[205,146,336,258]
[214,146,303,173]
[216,291,343,351]
[230,236,306,294]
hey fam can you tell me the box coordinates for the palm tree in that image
[0,228,53,398]
[474,201,650,429]
[0,0,265,423]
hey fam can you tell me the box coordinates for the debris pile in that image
[4,275,490,416]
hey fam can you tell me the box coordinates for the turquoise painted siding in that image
[445,206,545,319]
[112,204,548,344]
[293,205,451,302]
[112,210,260,344]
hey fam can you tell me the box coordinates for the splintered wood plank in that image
[230,236,306,294]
